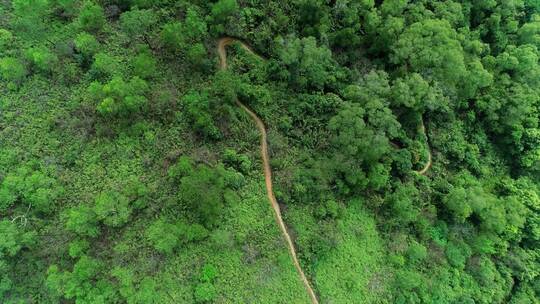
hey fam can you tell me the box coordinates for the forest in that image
[0,0,540,303]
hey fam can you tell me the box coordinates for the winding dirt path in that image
[217,37,320,304]
[416,119,432,175]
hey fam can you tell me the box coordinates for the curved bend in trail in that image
[416,120,432,175]
[217,37,320,304]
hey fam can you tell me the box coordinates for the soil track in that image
[217,37,320,304]
[416,119,432,175]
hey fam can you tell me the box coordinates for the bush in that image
[0,57,26,85]
[0,166,63,214]
[160,22,184,52]
[65,205,100,237]
[25,46,58,73]
[74,32,99,57]
[0,29,13,52]
[94,191,132,227]
[90,52,117,79]
[132,51,156,79]
[68,239,90,258]
[120,8,157,39]
[146,218,209,254]
[77,2,106,32]
[182,90,221,139]
[90,76,149,117]
[177,164,227,227]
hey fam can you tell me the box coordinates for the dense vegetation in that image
[1,0,540,303]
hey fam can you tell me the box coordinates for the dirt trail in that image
[217,37,320,304]
[416,119,432,175]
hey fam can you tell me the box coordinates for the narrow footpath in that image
[217,38,320,304]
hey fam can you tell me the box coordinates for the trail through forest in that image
[416,120,432,175]
[217,37,320,304]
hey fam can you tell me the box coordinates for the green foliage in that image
[112,267,159,304]
[0,29,13,51]
[77,2,106,33]
[132,51,156,79]
[65,205,100,237]
[160,22,183,52]
[90,76,149,117]
[90,52,118,79]
[3,0,540,302]
[74,32,100,57]
[406,241,427,264]
[0,220,35,258]
[0,57,26,86]
[194,263,218,303]
[146,218,209,254]
[0,166,63,214]
[120,7,157,39]
[391,18,466,86]
[160,9,207,53]
[210,0,239,33]
[94,191,132,227]
[47,256,117,303]
[273,36,339,90]
[181,90,221,139]
[25,46,58,73]
[68,239,90,258]
[177,162,229,227]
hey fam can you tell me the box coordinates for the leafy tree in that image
[178,164,227,227]
[406,240,428,264]
[444,187,473,223]
[273,36,339,91]
[518,14,540,47]
[328,99,396,192]
[194,263,218,303]
[112,267,159,304]
[168,156,195,180]
[94,191,132,227]
[65,205,100,237]
[90,52,118,79]
[187,43,208,69]
[132,51,156,79]
[146,218,209,254]
[445,240,472,269]
[182,90,221,139]
[391,73,443,112]
[160,22,184,52]
[25,46,58,73]
[74,32,100,57]
[77,2,106,33]
[296,0,329,38]
[185,7,208,41]
[0,57,26,86]
[0,166,63,214]
[90,76,149,117]
[146,219,179,254]
[0,29,13,52]
[120,8,157,40]
[0,219,36,258]
[53,0,79,17]
[194,282,217,303]
[391,18,466,87]
[210,0,238,33]
[68,239,90,258]
[12,0,50,38]
[47,256,117,303]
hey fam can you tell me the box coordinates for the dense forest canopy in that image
[0,0,540,303]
